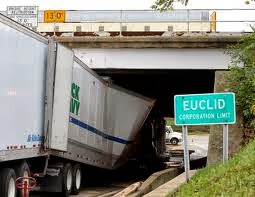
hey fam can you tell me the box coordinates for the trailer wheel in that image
[62,163,73,197]
[0,168,16,197]
[15,161,31,197]
[71,164,82,195]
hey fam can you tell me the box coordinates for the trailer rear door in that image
[50,44,73,151]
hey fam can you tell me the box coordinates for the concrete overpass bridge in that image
[1,8,249,164]
[55,33,244,164]
[58,34,236,70]
[56,33,241,117]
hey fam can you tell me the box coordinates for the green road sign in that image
[174,93,236,125]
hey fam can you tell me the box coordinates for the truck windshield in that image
[165,126,173,133]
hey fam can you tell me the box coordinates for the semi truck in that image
[0,13,155,196]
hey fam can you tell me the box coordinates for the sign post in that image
[174,92,236,181]
[182,125,190,180]
[223,124,229,163]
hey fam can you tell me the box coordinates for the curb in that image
[129,168,183,197]
[144,170,197,197]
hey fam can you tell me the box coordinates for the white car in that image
[165,126,182,145]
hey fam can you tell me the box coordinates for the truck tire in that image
[14,161,31,197]
[170,138,179,145]
[0,168,17,197]
[71,164,82,195]
[62,163,73,197]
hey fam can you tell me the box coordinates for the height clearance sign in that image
[174,93,236,125]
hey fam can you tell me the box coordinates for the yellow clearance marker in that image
[44,10,65,23]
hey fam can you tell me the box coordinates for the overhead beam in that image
[55,33,244,49]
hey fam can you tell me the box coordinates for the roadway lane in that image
[32,135,209,197]
[167,134,209,158]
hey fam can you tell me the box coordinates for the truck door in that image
[50,44,73,151]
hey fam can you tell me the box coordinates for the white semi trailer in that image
[0,14,155,196]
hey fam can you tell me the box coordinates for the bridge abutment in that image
[207,71,243,165]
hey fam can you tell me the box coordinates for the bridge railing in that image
[1,9,255,34]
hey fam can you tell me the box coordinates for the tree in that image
[152,0,188,10]
[152,0,254,11]
[245,0,255,4]
[226,32,255,142]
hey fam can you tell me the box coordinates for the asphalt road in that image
[167,134,209,158]
[31,181,137,197]
[187,134,209,158]
[32,134,209,197]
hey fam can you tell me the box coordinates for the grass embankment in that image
[173,139,255,197]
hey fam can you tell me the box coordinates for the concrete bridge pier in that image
[207,71,243,165]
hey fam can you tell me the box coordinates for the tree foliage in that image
[151,0,189,11]
[152,0,254,11]
[245,0,255,4]
[227,32,255,138]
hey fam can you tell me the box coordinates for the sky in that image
[0,0,255,10]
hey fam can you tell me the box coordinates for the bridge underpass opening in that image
[95,69,215,117]
[95,69,215,173]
